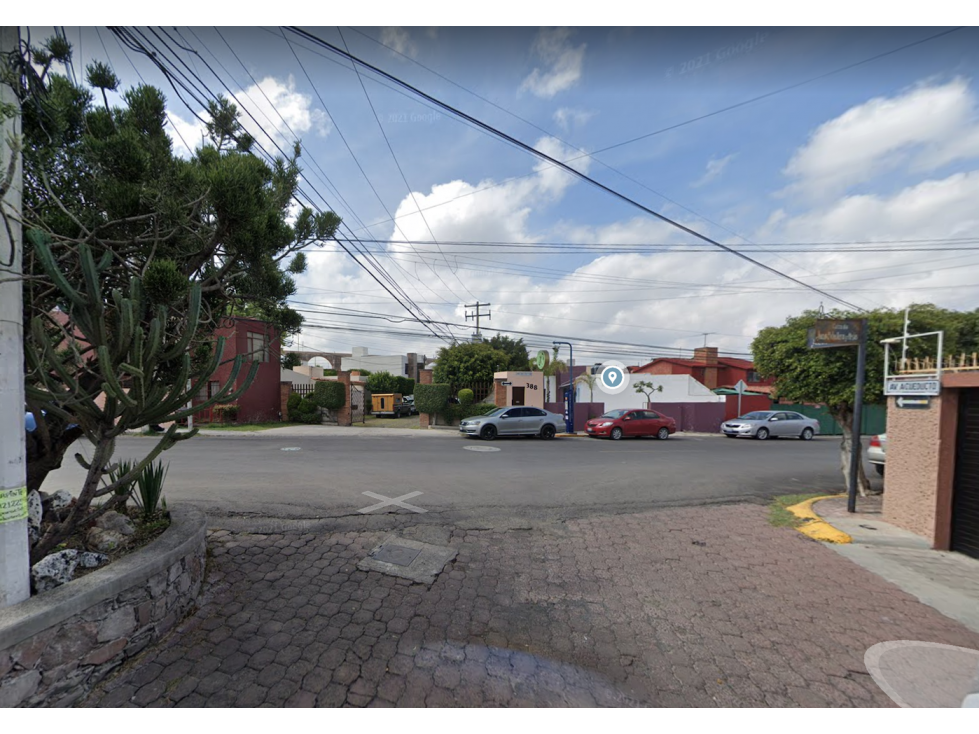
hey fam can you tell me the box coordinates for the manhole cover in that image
[371,544,422,566]
[464,445,501,452]
[280,447,301,451]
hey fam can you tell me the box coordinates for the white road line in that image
[358,491,427,514]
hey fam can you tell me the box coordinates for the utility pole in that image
[465,302,491,342]
[0,26,31,607]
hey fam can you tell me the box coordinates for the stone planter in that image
[0,505,207,707]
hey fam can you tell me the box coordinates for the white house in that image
[590,373,724,412]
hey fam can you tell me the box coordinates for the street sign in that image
[733,380,748,395]
[501,381,512,386]
[884,378,940,396]
[896,396,931,409]
[535,350,549,370]
[808,319,864,348]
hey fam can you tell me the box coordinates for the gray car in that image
[721,410,820,440]
[459,406,563,441]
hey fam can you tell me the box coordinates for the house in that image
[285,346,428,381]
[630,346,773,392]
[193,317,281,423]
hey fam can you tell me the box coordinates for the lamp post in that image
[553,341,574,434]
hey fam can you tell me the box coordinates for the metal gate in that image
[952,390,979,559]
[351,384,365,424]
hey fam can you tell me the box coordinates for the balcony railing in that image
[898,353,979,374]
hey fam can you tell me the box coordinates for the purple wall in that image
[648,402,727,433]
[545,401,605,432]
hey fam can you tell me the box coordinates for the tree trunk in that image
[832,407,873,497]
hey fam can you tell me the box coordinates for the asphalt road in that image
[47,429,878,523]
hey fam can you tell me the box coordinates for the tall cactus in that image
[25,232,259,563]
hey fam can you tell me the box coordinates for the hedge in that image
[441,402,497,425]
[296,397,321,424]
[286,392,302,421]
[312,380,346,410]
[457,388,474,407]
[414,383,451,415]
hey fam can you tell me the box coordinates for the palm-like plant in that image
[542,346,568,403]
[575,372,597,402]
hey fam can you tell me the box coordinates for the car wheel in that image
[480,425,497,441]
[756,427,770,440]
[540,424,556,440]
[657,427,670,440]
[875,464,884,476]
[800,427,814,441]
[610,427,623,441]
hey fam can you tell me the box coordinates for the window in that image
[247,332,268,363]
[747,370,760,383]
[644,411,661,419]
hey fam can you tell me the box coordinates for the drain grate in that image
[371,544,421,567]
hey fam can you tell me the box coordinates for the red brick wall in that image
[279,382,291,421]
[202,318,281,423]
[418,369,433,428]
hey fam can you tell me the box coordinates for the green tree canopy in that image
[6,38,341,561]
[432,341,510,385]
[487,335,530,371]
[366,371,399,394]
[751,304,978,494]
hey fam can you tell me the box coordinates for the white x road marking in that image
[358,491,427,514]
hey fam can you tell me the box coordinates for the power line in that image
[284,27,871,312]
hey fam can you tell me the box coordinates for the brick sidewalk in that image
[80,503,979,707]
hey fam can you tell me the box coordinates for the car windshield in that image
[600,410,629,418]
[739,412,773,421]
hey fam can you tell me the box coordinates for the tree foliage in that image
[633,380,663,403]
[312,380,346,411]
[366,370,398,394]
[4,38,341,561]
[432,342,509,385]
[752,304,979,494]
[487,335,530,371]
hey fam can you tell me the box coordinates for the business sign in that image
[535,350,549,370]
[884,378,940,396]
[808,319,864,349]
[895,396,931,409]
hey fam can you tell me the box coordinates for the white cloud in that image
[553,107,594,131]
[784,78,979,200]
[380,27,418,59]
[520,28,586,99]
[165,75,329,159]
[692,154,736,188]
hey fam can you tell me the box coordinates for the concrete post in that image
[337,371,352,427]
[0,26,31,607]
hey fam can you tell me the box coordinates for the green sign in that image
[536,350,549,370]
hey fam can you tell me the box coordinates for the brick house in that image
[193,317,281,423]
[630,346,773,392]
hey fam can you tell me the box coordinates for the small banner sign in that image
[0,486,28,524]
[808,319,864,349]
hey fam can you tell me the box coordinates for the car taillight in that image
[870,436,881,447]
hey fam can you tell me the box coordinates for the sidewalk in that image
[812,496,979,635]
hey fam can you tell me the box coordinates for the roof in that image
[633,356,756,371]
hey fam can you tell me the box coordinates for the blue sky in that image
[24,24,979,365]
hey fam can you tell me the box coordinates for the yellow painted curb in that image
[786,495,852,544]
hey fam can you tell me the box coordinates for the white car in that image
[459,407,563,440]
[867,434,886,475]
[721,410,820,440]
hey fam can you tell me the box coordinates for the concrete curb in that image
[0,505,207,651]
[786,495,853,544]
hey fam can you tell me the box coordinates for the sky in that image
[21,22,979,367]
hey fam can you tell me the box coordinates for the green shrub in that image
[287,392,302,421]
[414,383,450,415]
[458,388,474,407]
[215,403,239,422]
[395,376,415,396]
[366,371,398,394]
[312,380,346,410]
[134,461,168,520]
[297,397,321,423]
[322,369,337,376]
[440,402,497,425]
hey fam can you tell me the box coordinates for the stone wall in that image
[0,505,207,707]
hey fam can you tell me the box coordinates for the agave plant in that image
[133,461,169,520]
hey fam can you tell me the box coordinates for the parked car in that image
[402,395,418,415]
[584,409,676,440]
[868,433,886,475]
[721,410,819,440]
[459,406,562,440]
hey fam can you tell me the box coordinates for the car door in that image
[523,407,547,434]
[498,407,524,435]
[770,412,792,437]
[643,410,666,436]
[621,410,642,436]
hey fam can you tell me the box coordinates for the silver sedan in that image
[459,407,563,440]
[721,410,820,441]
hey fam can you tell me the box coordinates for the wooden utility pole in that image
[0,25,30,606]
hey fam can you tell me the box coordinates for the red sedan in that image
[585,409,677,440]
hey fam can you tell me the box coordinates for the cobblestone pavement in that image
[80,503,979,707]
